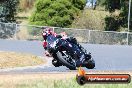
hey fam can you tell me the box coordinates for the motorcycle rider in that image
[42,27,84,54]
[42,27,56,56]
[42,27,91,66]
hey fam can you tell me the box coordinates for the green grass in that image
[0,74,131,88]
[7,78,131,88]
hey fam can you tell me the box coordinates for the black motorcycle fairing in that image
[45,35,95,69]
[56,38,84,60]
[46,35,83,59]
[46,35,58,53]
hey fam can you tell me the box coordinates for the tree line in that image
[104,0,132,31]
[0,0,131,31]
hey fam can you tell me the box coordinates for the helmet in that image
[42,27,53,40]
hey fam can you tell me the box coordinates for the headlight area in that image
[50,42,56,48]
[50,39,59,48]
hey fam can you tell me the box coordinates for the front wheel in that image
[56,51,76,70]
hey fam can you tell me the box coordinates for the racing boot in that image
[85,52,92,60]
[77,43,87,54]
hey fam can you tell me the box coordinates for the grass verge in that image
[0,73,131,88]
[0,51,45,69]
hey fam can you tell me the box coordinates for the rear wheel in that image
[85,59,95,69]
[56,51,76,70]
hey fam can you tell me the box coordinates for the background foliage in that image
[104,0,132,31]
[0,0,19,22]
[29,0,86,27]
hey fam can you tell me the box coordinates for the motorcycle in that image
[46,34,95,70]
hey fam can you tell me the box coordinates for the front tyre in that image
[56,51,76,70]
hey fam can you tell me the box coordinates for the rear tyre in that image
[56,51,76,70]
[85,59,95,69]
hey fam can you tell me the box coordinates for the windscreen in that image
[46,35,57,45]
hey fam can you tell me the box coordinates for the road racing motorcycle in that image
[46,34,95,70]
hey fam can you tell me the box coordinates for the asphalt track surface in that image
[0,39,132,73]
